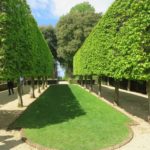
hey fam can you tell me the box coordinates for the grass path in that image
[12,84,131,150]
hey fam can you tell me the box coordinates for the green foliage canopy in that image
[0,0,53,80]
[56,2,101,74]
[70,2,95,13]
[40,25,57,59]
[73,0,150,81]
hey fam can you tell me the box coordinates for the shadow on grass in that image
[11,85,86,129]
[92,84,148,121]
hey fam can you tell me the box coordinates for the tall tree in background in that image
[40,26,57,59]
[56,2,101,77]
[40,26,57,78]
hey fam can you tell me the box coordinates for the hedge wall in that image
[73,0,149,81]
[0,0,53,81]
[73,0,150,119]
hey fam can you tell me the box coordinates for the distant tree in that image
[70,2,95,13]
[40,25,57,59]
[56,2,101,77]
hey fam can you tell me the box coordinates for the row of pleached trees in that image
[73,0,150,119]
[0,0,53,106]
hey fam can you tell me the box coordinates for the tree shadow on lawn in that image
[92,85,148,121]
[11,84,86,129]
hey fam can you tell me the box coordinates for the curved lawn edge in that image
[21,125,133,150]
[19,84,134,150]
[21,129,57,150]
[101,126,133,150]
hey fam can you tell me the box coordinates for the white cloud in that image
[27,0,52,18]
[27,0,115,18]
[27,0,50,9]
[51,0,115,17]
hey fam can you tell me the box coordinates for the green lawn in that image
[12,84,132,150]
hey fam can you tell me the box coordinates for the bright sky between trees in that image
[27,0,115,26]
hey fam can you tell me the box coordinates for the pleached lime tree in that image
[113,0,150,118]
[0,0,53,107]
[73,0,150,119]
[28,16,53,98]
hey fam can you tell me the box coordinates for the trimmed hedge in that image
[73,0,149,80]
[0,0,53,81]
[73,0,150,119]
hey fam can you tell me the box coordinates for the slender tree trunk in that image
[147,80,150,122]
[114,80,120,105]
[81,75,83,86]
[45,76,48,88]
[66,65,73,79]
[127,80,131,91]
[30,77,35,98]
[83,75,85,87]
[79,75,81,85]
[21,83,24,95]
[98,76,102,97]
[37,77,41,93]
[42,77,45,90]
[17,79,23,107]
[85,75,87,88]
[90,75,93,91]
[21,77,24,95]
[107,77,110,86]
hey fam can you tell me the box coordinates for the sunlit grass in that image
[12,84,131,150]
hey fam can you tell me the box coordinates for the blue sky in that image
[27,0,115,26]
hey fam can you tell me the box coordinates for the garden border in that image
[21,125,133,150]
[19,84,135,150]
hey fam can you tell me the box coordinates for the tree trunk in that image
[98,76,102,96]
[37,77,41,93]
[147,80,150,122]
[17,79,23,107]
[21,77,24,95]
[83,76,85,87]
[45,76,48,88]
[42,77,45,90]
[85,75,87,88]
[21,84,24,95]
[30,77,35,98]
[107,77,110,86]
[81,75,83,86]
[90,75,93,91]
[79,75,81,85]
[66,65,73,79]
[114,80,120,105]
[127,80,131,91]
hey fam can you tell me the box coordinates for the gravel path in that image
[0,84,150,150]
[0,86,45,150]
